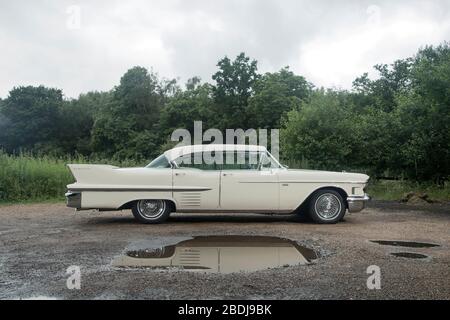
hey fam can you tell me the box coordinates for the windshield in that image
[146,154,171,168]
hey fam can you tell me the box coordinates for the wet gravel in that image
[0,200,449,300]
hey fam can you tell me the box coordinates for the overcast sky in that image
[0,0,449,98]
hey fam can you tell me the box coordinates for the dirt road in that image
[0,201,449,299]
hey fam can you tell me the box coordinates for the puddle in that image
[390,252,429,259]
[370,240,439,248]
[113,236,317,274]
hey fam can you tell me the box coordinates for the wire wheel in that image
[137,199,166,220]
[314,193,342,220]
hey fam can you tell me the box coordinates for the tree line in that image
[0,44,449,183]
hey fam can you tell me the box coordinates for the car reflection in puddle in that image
[112,236,317,274]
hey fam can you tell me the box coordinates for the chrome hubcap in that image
[138,200,166,219]
[314,194,341,220]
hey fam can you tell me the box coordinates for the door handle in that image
[222,173,233,176]
[175,172,186,176]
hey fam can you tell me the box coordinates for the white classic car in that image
[65,144,370,224]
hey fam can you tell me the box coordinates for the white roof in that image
[164,144,267,161]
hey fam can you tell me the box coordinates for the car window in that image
[174,152,220,170]
[222,151,261,170]
[146,154,171,168]
[261,152,281,169]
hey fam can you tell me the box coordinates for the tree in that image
[160,80,216,141]
[248,67,312,128]
[352,58,413,111]
[212,53,260,129]
[0,86,63,153]
[58,91,111,155]
[395,43,450,182]
[90,66,169,160]
[281,90,356,170]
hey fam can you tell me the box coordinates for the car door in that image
[172,152,221,211]
[219,151,279,211]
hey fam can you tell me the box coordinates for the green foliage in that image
[90,66,165,160]
[282,43,450,182]
[212,53,260,129]
[281,90,356,170]
[160,81,216,138]
[0,43,449,190]
[0,86,63,152]
[248,67,312,128]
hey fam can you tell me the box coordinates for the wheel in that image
[307,190,346,224]
[132,199,171,224]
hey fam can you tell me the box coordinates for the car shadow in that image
[83,212,313,225]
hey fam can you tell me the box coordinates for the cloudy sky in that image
[0,0,449,98]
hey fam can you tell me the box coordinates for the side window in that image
[261,152,280,169]
[222,151,261,170]
[173,152,220,170]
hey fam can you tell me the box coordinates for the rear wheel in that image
[307,190,346,224]
[132,199,171,224]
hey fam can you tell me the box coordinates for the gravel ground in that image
[0,200,449,300]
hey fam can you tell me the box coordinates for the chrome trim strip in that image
[68,187,212,192]
[239,181,367,184]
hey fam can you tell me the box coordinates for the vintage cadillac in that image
[65,144,370,224]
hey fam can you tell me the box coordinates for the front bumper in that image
[347,193,370,213]
[65,191,81,209]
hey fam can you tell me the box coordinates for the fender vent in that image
[179,192,201,207]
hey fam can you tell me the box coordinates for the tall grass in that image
[0,152,72,202]
[0,152,143,203]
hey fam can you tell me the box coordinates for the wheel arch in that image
[119,198,177,211]
[294,186,349,213]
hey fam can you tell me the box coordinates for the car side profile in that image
[65,144,370,224]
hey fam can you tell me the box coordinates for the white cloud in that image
[0,0,449,98]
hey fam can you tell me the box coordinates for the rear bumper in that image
[347,194,370,213]
[65,191,81,209]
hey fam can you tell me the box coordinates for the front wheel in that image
[132,199,171,224]
[307,190,346,224]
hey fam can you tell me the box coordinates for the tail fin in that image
[67,164,118,183]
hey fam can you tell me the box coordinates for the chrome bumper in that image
[347,194,370,213]
[65,191,81,209]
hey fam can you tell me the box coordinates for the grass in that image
[0,152,449,204]
[0,152,73,202]
[0,152,142,203]
[366,180,450,201]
